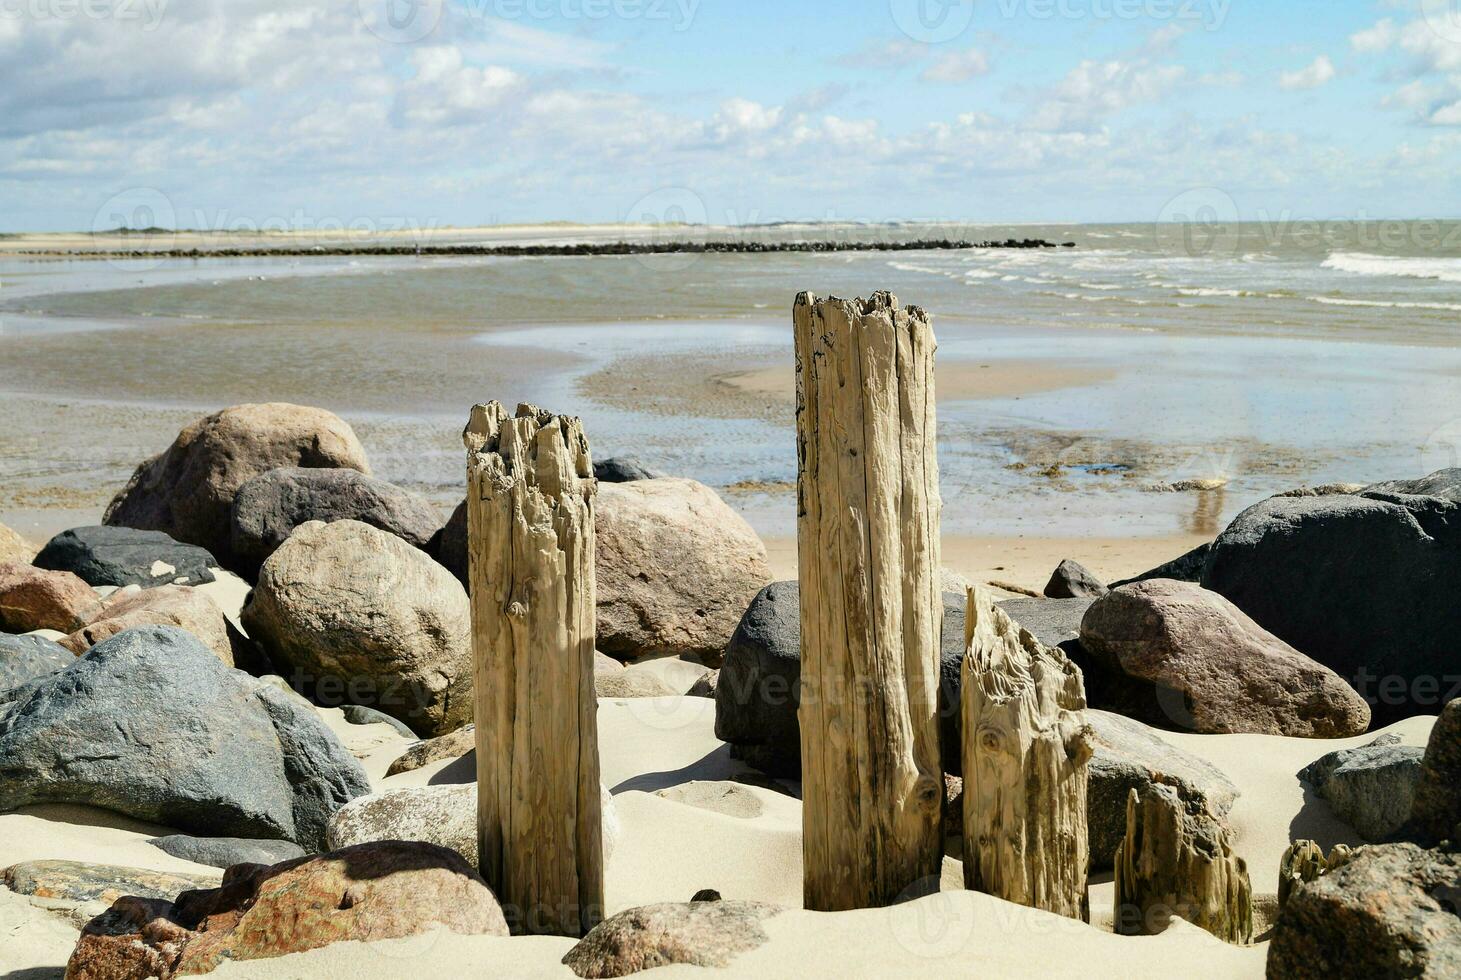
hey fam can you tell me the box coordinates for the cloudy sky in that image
[2,0,1459,231]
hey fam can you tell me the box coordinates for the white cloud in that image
[1027,60,1187,132]
[921,47,990,83]
[1430,100,1461,125]
[1280,55,1336,91]
[1350,19,1396,54]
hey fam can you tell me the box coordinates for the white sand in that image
[0,660,1434,978]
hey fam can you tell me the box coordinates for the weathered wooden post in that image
[794,291,944,912]
[1277,840,1352,911]
[961,586,1094,920]
[464,401,602,937]
[1113,785,1253,944]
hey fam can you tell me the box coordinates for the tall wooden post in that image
[794,291,944,912]
[464,401,602,937]
[961,586,1094,921]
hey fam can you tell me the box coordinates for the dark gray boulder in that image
[714,581,801,777]
[1109,542,1211,588]
[33,525,216,588]
[428,499,469,584]
[0,626,369,850]
[1044,559,1108,599]
[1408,698,1461,847]
[1365,468,1461,501]
[0,632,73,693]
[1201,474,1461,725]
[715,581,973,777]
[1086,709,1238,870]
[992,597,1091,652]
[1300,737,1424,843]
[594,456,665,483]
[1267,843,1461,979]
[229,467,442,577]
[146,835,307,869]
[341,703,416,738]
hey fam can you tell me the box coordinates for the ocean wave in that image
[887,260,943,276]
[1307,296,1461,312]
[1322,252,1461,283]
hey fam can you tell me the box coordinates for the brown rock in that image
[562,900,782,978]
[241,520,471,737]
[5,860,219,906]
[103,403,369,567]
[0,561,101,634]
[595,670,678,699]
[386,724,475,777]
[596,479,771,666]
[1409,699,1461,846]
[1266,843,1461,979]
[1080,579,1370,737]
[61,585,236,666]
[0,521,34,563]
[65,842,507,979]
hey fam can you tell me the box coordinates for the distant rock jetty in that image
[18,237,1075,259]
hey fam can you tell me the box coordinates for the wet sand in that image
[723,360,1119,404]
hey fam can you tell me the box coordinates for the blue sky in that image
[2,0,1459,230]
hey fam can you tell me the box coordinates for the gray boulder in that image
[0,632,72,693]
[340,703,416,737]
[1267,843,1461,979]
[1202,473,1461,724]
[992,596,1091,651]
[327,785,477,869]
[229,467,442,577]
[1109,542,1211,588]
[594,456,665,483]
[1409,698,1461,846]
[716,581,973,777]
[0,626,369,850]
[146,835,306,869]
[33,525,216,588]
[1044,559,1108,599]
[1299,738,1424,843]
[1086,709,1239,869]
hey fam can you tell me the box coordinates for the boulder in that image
[1109,542,1210,588]
[1300,737,1425,843]
[66,842,508,978]
[1086,709,1239,870]
[146,835,306,870]
[327,785,477,869]
[594,456,665,483]
[562,900,783,978]
[0,632,73,693]
[0,626,369,850]
[386,725,476,778]
[60,585,237,667]
[1201,475,1461,724]
[1409,699,1461,846]
[596,669,678,699]
[241,520,471,737]
[714,581,803,777]
[1044,559,1108,599]
[33,525,216,588]
[103,402,370,568]
[0,521,34,563]
[4,860,218,905]
[0,561,102,634]
[1080,580,1370,737]
[596,479,772,665]
[340,703,416,737]
[1366,468,1461,500]
[717,581,971,777]
[993,596,1091,652]
[687,669,718,699]
[229,467,441,577]
[1267,843,1461,979]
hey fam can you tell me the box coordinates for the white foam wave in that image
[1307,296,1461,312]
[1322,252,1461,283]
